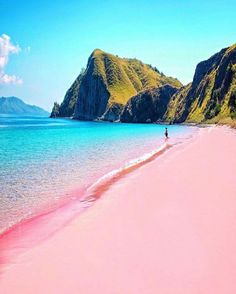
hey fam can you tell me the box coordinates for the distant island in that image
[0,97,49,116]
[51,44,236,126]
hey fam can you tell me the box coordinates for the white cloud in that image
[0,73,23,85]
[0,34,23,85]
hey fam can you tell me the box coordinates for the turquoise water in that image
[0,115,196,234]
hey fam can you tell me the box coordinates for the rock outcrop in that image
[120,85,178,123]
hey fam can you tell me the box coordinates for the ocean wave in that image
[82,141,175,203]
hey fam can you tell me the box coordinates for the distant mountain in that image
[0,97,49,116]
[50,49,182,120]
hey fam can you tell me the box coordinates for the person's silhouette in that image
[165,127,168,139]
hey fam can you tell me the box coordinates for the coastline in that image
[0,124,195,237]
[0,126,236,293]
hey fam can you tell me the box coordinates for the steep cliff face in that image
[164,44,236,123]
[51,49,182,120]
[58,73,84,117]
[120,85,178,123]
[50,72,84,118]
[51,44,236,125]
[74,49,182,121]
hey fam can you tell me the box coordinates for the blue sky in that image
[1,0,235,111]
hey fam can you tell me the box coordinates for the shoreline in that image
[50,115,236,129]
[0,127,196,237]
[1,126,236,293]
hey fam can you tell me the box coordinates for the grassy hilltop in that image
[51,49,182,120]
[51,44,236,126]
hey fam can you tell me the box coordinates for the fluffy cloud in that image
[0,34,23,85]
[0,73,23,85]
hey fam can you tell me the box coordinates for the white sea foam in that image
[83,141,174,202]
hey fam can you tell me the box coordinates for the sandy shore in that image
[0,126,236,294]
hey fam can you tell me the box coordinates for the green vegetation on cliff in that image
[51,44,236,126]
[164,43,236,124]
[91,49,182,106]
[51,49,182,120]
[51,69,85,117]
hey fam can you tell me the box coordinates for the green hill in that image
[50,49,182,120]
[51,44,236,126]
[164,44,236,124]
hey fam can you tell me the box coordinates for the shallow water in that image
[0,115,196,234]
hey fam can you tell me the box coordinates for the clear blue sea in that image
[0,115,196,234]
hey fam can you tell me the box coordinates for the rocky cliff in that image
[120,85,178,123]
[164,44,236,123]
[50,71,84,118]
[51,49,182,120]
[51,44,236,125]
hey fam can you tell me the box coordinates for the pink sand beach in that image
[0,126,236,294]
